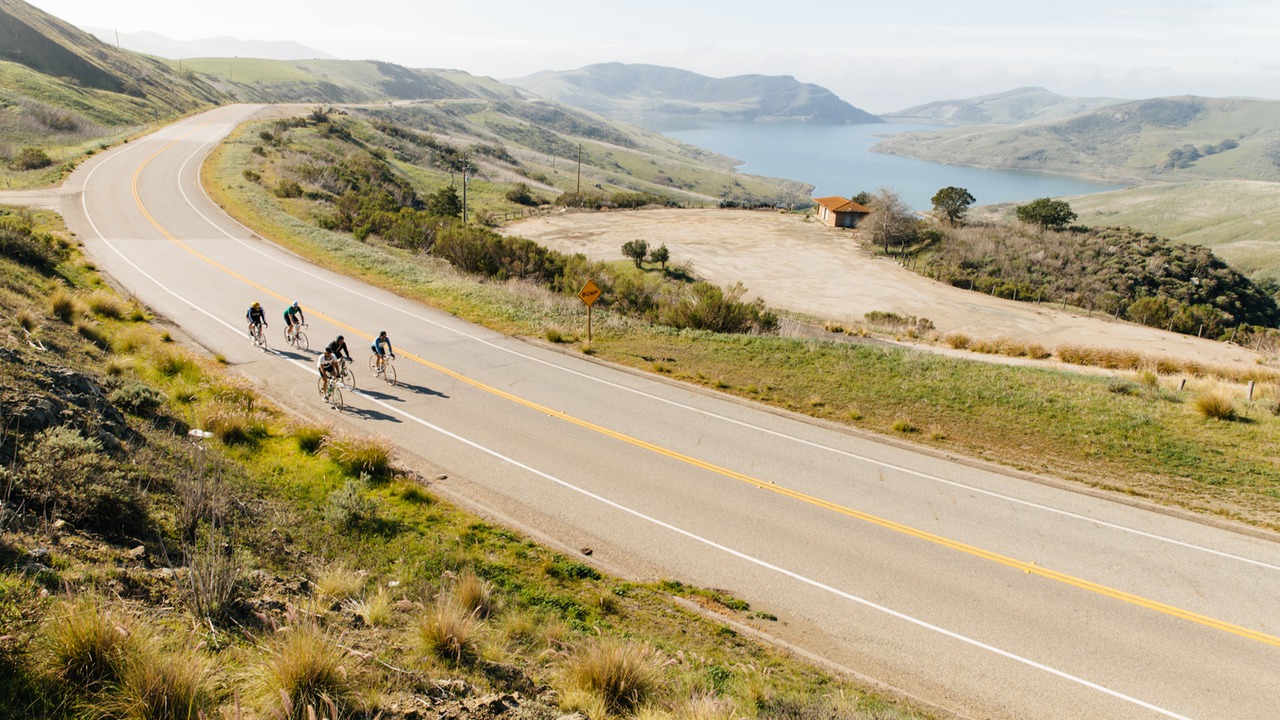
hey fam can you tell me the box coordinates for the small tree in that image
[867,188,918,256]
[621,239,649,268]
[1015,197,1077,230]
[427,185,462,218]
[647,243,670,270]
[931,186,976,225]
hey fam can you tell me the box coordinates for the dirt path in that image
[507,208,1269,371]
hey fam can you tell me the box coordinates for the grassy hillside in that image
[0,0,225,188]
[0,206,932,719]
[875,96,1280,183]
[884,86,1125,125]
[169,57,483,104]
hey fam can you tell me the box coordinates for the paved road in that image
[15,105,1280,720]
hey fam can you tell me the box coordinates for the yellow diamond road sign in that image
[578,280,601,307]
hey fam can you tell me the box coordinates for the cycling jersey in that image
[317,353,340,375]
[246,306,266,325]
[372,335,393,356]
[327,338,352,360]
[283,305,303,325]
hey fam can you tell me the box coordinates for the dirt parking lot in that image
[507,208,1270,372]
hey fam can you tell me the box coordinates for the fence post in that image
[1248,380,1255,401]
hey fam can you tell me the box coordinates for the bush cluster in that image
[923,224,1279,338]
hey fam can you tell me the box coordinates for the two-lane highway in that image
[25,104,1280,719]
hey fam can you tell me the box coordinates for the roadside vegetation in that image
[0,207,930,719]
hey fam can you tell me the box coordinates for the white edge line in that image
[167,107,1280,575]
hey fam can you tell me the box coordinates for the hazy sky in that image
[27,0,1280,112]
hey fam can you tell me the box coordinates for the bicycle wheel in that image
[317,376,326,396]
[256,326,268,349]
[295,331,309,352]
[330,386,344,411]
[369,354,379,375]
[340,364,356,391]
[383,361,396,386]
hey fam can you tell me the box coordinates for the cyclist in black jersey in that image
[246,302,267,338]
[326,335,353,363]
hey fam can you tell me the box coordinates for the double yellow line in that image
[129,130,1280,650]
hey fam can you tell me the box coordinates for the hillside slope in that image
[508,62,880,124]
[0,0,225,185]
[884,86,1125,125]
[874,96,1280,183]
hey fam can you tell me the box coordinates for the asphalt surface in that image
[13,105,1280,720]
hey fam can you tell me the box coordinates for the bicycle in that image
[317,375,344,411]
[285,322,309,351]
[369,352,397,386]
[336,357,356,391]
[249,322,268,349]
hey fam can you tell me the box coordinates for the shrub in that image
[562,637,661,714]
[109,381,166,416]
[1105,377,1141,396]
[944,333,971,349]
[182,525,241,624]
[155,349,198,378]
[19,427,146,534]
[243,168,262,183]
[14,146,53,170]
[1192,388,1237,420]
[324,477,378,530]
[415,596,480,665]
[892,419,917,433]
[273,178,303,198]
[255,623,355,720]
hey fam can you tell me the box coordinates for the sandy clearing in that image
[506,208,1270,371]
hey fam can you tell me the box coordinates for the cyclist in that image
[246,301,267,340]
[326,335,353,364]
[317,347,341,400]
[283,301,305,341]
[371,330,395,374]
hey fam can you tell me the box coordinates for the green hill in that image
[883,87,1125,125]
[874,96,1280,184]
[169,57,488,104]
[0,0,225,186]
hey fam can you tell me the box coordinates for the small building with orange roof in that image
[813,196,871,228]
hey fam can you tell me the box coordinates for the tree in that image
[621,239,649,268]
[1015,197,1077,230]
[426,185,462,218]
[867,188,918,256]
[931,186,976,225]
[647,243,670,270]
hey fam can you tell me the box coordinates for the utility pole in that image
[462,162,469,224]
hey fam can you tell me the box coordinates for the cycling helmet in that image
[336,335,344,341]
[252,301,260,308]
[379,330,386,336]
[292,301,299,308]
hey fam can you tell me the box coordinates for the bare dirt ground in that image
[507,208,1272,372]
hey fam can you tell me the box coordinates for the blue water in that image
[642,120,1123,210]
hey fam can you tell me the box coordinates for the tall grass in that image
[254,623,356,720]
[321,432,394,478]
[415,595,481,666]
[562,637,662,714]
[452,569,496,620]
[40,595,138,693]
[313,564,366,603]
[105,642,217,720]
[1192,386,1237,420]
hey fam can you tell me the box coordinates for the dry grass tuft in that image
[344,588,397,628]
[943,333,971,350]
[255,623,355,720]
[107,641,218,720]
[40,595,139,693]
[321,432,395,478]
[84,290,128,320]
[292,423,330,455]
[313,564,367,603]
[415,595,481,666]
[453,569,497,620]
[562,636,662,715]
[1192,387,1237,421]
[48,288,82,323]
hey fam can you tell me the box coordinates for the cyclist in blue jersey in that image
[371,330,395,374]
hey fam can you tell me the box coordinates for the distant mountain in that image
[885,87,1126,125]
[507,62,879,124]
[874,95,1280,183]
[82,28,335,61]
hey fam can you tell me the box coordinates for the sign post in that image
[578,280,601,342]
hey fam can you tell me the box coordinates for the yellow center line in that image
[128,134,1280,650]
